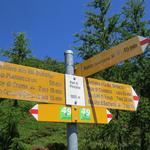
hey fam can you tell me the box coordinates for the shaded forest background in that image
[0,0,150,149]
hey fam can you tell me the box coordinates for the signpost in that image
[1,35,149,150]
[0,61,65,104]
[84,78,139,111]
[65,50,78,150]
[29,104,112,124]
[75,36,150,77]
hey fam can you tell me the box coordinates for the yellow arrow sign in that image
[0,62,140,111]
[75,36,150,77]
[84,78,139,111]
[29,104,112,124]
[0,61,65,104]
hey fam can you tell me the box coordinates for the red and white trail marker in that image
[132,87,140,110]
[139,36,150,51]
[106,110,113,123]
[29,104,38,120]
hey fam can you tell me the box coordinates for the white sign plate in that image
[65,74,85,106]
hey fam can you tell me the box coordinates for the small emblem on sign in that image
[80,108,90,121]
[60,107,71,120]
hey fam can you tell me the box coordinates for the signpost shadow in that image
[85,78,98,123]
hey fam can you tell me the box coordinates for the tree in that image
[119,0,150,149]
[0,33,67,149]
[0,109,20,150]
[120,0,150,39]
[74,0,123,149]
[74,0,150,149]
[74,0,120,60]
[1,32,31,106]
[22,56,65,73]
[1,32,31,64]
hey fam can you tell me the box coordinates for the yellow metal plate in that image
[0,61,65,104]
[30,104,111,124]
[75,36,143,77]
[38,104,72,123]
[84,78,136,111]
[72,105,109,124]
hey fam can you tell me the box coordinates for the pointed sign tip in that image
[139,36,150,52]
[106,110,113,123]
[29,104,38,120]
[132,88,140,110]
[140,37,150,45]
[29,109,38,114]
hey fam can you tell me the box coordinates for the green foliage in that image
[0,105,20,150]
[0,33,66,149]
[1,32,31,64]
[9,138,28,150]
[0,100,67,150]
[22,56,65,74]
[74,0,150,150]
[0,0,149,149]
[120,0,150,38]
[74,0,121,59]
[42,57,65,73]
[0,32,32,107]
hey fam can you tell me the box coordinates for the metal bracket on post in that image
[64,50,78,150]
